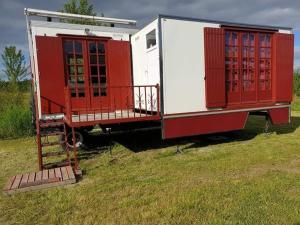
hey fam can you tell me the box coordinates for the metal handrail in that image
[64,84,160,124]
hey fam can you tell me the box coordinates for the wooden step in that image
[43,161,74,170]
[42,151,66,157]
[41,141,65,147]
[3,166,76,195]
[40,131,64,137]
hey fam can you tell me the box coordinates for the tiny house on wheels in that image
[25,8,294,171]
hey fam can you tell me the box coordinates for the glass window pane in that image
[90,55,97,64]
[91,77,98,84]
[98,55,105,64]
[69,66,75,75]
[76,55,83,64]
[78,89,85,97]
[98,43,105,53]
[75,41,82,54]
[71,88,76,97]
[78,75,84,83]
[67,54,74,64]
[89,42,96,53]
[101,88,107,96]
[99,66,106,75]
[77,66,83,75]
[91,66,98,75]
[69,75,76,83]
[100,76,106,84]
[93,88,99,97]
[64,41,73,53]
[146,29,156,49]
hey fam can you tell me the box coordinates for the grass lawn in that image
[1,111,300,224]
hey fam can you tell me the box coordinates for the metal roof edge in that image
[30,20,139,35]
[158,14,293,31]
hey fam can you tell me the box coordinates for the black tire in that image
[60,130,84,150]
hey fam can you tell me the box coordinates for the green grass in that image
[1,112,300,225]
[1,95,300,225]
[292,95,300,111]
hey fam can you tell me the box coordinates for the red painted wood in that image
[107,40,133,110]
[273,33,294,103]
[163,112,248,139]
[204,28,226,108]
[36,36,65,115]
[268,107,290,125]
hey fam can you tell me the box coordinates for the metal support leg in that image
[72,127,79,171]
[37,132,43,171]
[264,115,271,135]
[64,124,71,166]
[108,128,112,155]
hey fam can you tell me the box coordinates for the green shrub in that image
[0,81,34,139]
[0,105,33,139]
[294,71,300,97]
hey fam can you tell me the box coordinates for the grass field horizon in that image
[1,100,300,224]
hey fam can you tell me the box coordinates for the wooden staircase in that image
[36,120,79,171]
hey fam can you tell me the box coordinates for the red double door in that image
[63,38,110,111]
[225,31,272,105]
[63,37,133,112]
[36,36,132,115]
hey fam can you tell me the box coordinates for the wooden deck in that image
[71,110,154,123]
[3,166,76,195]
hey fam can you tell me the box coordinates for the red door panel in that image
[87,40,109,111]
[204,28,226,108]
[36,36,65,115]
[273,33,294,102]
[241,32,256,102]
[225,31,241,104]
[258,33,272,101]
[62,39,90,111]
[107,40,133,110]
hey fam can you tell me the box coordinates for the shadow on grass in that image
[75,115,300,161]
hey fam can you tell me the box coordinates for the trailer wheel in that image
[60,130,84,150]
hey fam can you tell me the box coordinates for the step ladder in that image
[36,120,79,171]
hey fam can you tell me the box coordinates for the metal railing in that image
[64,84,160,125]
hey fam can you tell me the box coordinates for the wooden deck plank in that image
[3,175,16,191]
[49,169,55,179]
[3,166,76,195]
[11,174,22,190]
[66,166,75,180]
[35,171,42,182]
[61,167,69,181]
[42,170,49,180]
[28,172,35,183]
[20,173,29,185]
[54,167,62,180]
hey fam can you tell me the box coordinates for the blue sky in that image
[0,0,299,75]
[294,30,300,68]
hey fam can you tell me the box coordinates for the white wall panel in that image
[161,18,219,115]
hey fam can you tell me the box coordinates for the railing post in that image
[64,87,72,123]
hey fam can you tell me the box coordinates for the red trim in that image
[221,26,277,33]
[163,112,248,139]
[64,115,161,128]
[268,107,290,125]
[163,103,289,117]
[58,34,112,41]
